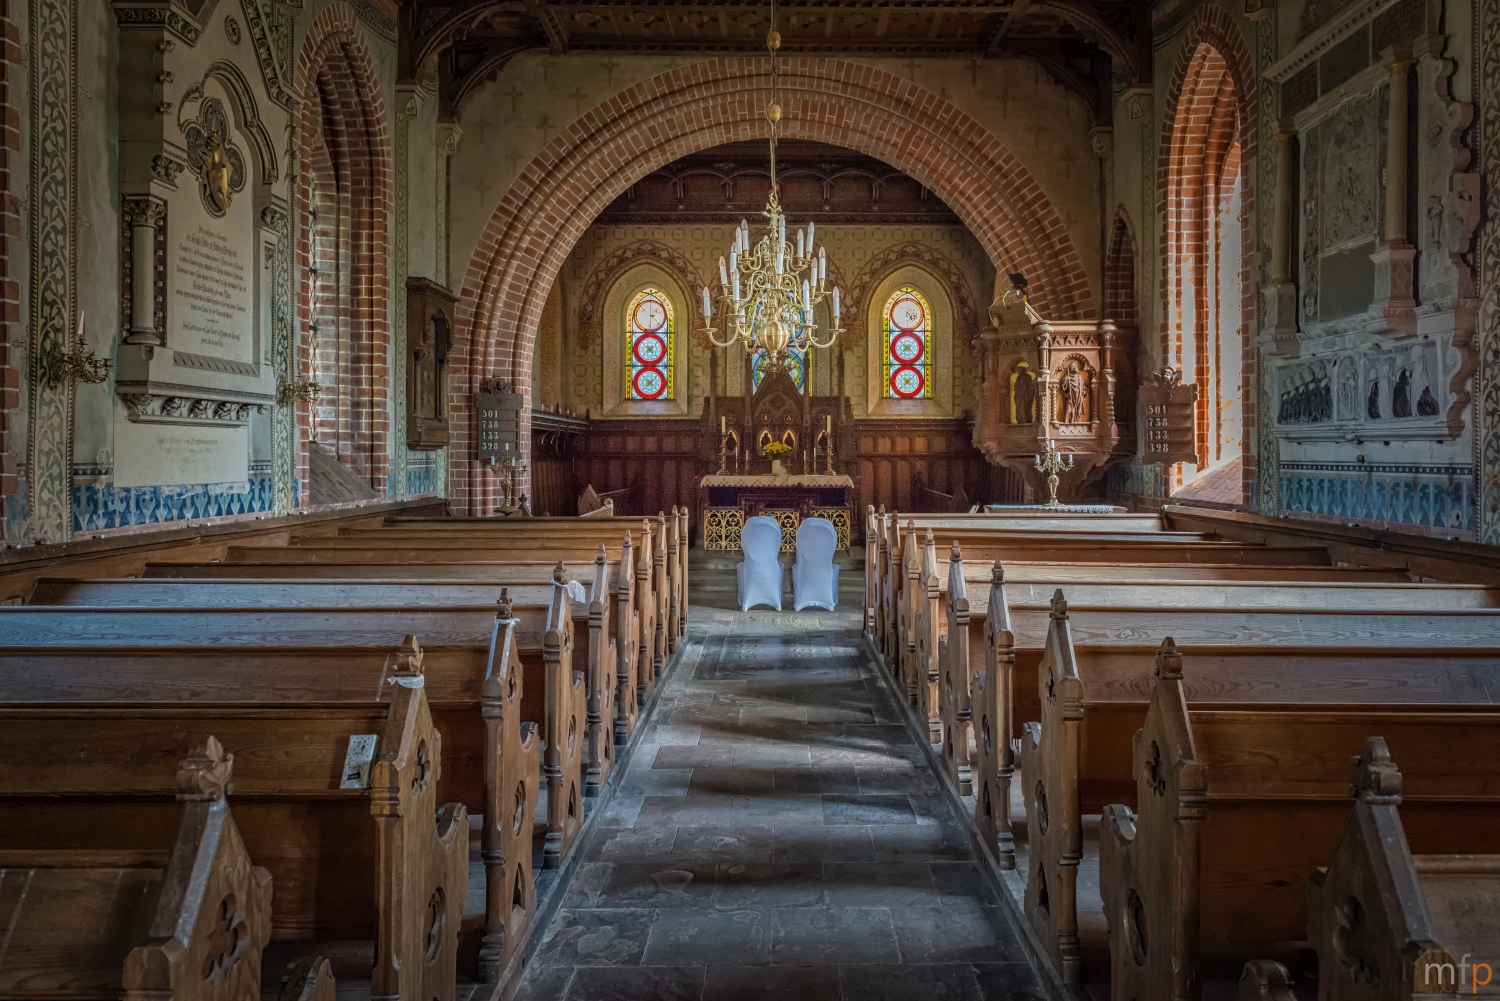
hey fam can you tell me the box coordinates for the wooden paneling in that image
[547,415,1017,542]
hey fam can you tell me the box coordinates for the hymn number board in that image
[475,380,523,464]
[1139,369,1199,465]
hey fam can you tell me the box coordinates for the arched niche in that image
[863,263,956,418]
[601,263,691,418]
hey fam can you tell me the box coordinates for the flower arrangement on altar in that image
[761,441,793,459]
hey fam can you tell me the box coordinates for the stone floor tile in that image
[585,826,676,862]
[531,908,657,967]
[652,743,736,769]
[821,794,917,826]
[561,861,613,907]
[592,861,718,908]
[888,903,1030,965]
[509,963,576,1001]
[969,963,1047,1001]
[771,907,899,966]
[691,766,775,796]
[644,908,774,966]
[773,767,860,795]
[701,964,843,1000]
[838,964,981,1001]
[771,824,878,863]
[713,861,827,909]
[562,966,706,1001]
[670,825,776,862]
[819,861,938,909]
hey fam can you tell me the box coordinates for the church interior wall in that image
[0,0,1497,543]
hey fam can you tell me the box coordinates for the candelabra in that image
[1033,442,1074,508]
[491,452,529,517]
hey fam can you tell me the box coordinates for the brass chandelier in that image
[700,0,843,361]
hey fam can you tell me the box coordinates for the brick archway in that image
[1157,5,1258,502]
[292,2,394,501]
[451,56,1095,512]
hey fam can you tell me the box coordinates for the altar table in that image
[699,472,854,553]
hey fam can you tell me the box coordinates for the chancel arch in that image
[449,58,1093,514]
[293,2,393,500]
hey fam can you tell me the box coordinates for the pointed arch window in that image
[625,287,674,401]
[882,286,933,400]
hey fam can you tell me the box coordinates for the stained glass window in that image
[626,287,674,401]
[883,286,933,399]
[751,345,807,392]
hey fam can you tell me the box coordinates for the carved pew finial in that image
[596,544,607,564]
[498,588,514,621]
[951,541,962,561]
[1050,588,1068,620]
[393,635,425,679]
[991,560,1005,585]
[177,735,233,802]
[1353,736,1402,804]
[1155,637,1183,680]
[553,560,567,583]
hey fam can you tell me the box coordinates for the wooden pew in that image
[219,532,667,703]
[356,508,687,656]
[1013,601,1500,986]
[33,563,623,800]
[136,553,648,745]
[275,957,337,1001]
[0,737,275,1001]
[1303,738,1500,1001]
[1099,654,1500,1000]
[0,642,469,999]
[0,607,548,983]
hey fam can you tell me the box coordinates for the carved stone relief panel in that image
[1416,52,1478,303]
[1301,129,1321,325]
[1272,336,1451,441]
[1320,98,1377,251]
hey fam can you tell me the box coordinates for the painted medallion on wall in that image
[183,97,247,219]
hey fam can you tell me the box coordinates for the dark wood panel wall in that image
[529,416,1020,536]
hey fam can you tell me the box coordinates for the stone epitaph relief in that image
[406,277,457,450]
[182,97,247,218]
[1272,339,1452,440]
[1321,101,1377,250]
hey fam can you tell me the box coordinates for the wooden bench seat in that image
[0,647,468,999]
[1100,656,1500,1000]
[218,537,668,693]
[1012,601,1500,986]
[0,738,275,1001]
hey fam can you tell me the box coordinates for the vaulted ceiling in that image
[403,1,1151,124]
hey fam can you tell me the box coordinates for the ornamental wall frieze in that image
[119,391,267,426]
[843,242,979,344]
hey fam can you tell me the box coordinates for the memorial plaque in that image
[1139,368,1199,465]
[113,421,249,487]
[475,379,523,465]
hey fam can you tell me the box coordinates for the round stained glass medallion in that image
[890,294,926,331]
[632,297,667,332]
[890,331,924,364]
[633,367,666,399]
[891,365,924,398]
[633,331,668,365]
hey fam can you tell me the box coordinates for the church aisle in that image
[511,563,1044,1001]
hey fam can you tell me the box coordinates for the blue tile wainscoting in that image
[407,453,441,497]
[71,463,279,534]
[1279,463,1475,532]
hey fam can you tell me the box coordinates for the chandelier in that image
[700,2,842,361]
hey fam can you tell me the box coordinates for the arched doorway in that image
[449,58,1095,513]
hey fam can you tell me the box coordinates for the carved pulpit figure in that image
[1059,361,1087,423]
[1012,366,1037,424]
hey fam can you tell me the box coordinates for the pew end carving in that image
[543,564,586,869]
[479,607,541,981]
[276,957,336,1001]
[938,542,974,795]
[1019,589,1085,983]
[975,561,1016,869]
[1098,638,1207,1001]
[369,641,470,1001]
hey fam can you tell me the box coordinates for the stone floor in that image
[510,560,1045,1001]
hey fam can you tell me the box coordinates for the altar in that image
[699,472,854,553]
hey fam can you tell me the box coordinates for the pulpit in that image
[972,281,1124,501]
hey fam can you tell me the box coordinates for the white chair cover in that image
[736,516,785,611]
[792,517,840,611]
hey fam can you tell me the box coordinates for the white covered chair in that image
[737,516,785,611]
[792,517,840,611]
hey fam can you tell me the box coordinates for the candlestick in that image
[702,287,712,318]
[721,415,726,434]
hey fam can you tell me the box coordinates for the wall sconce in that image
[43,312,111,389]
[277,378,322,406]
